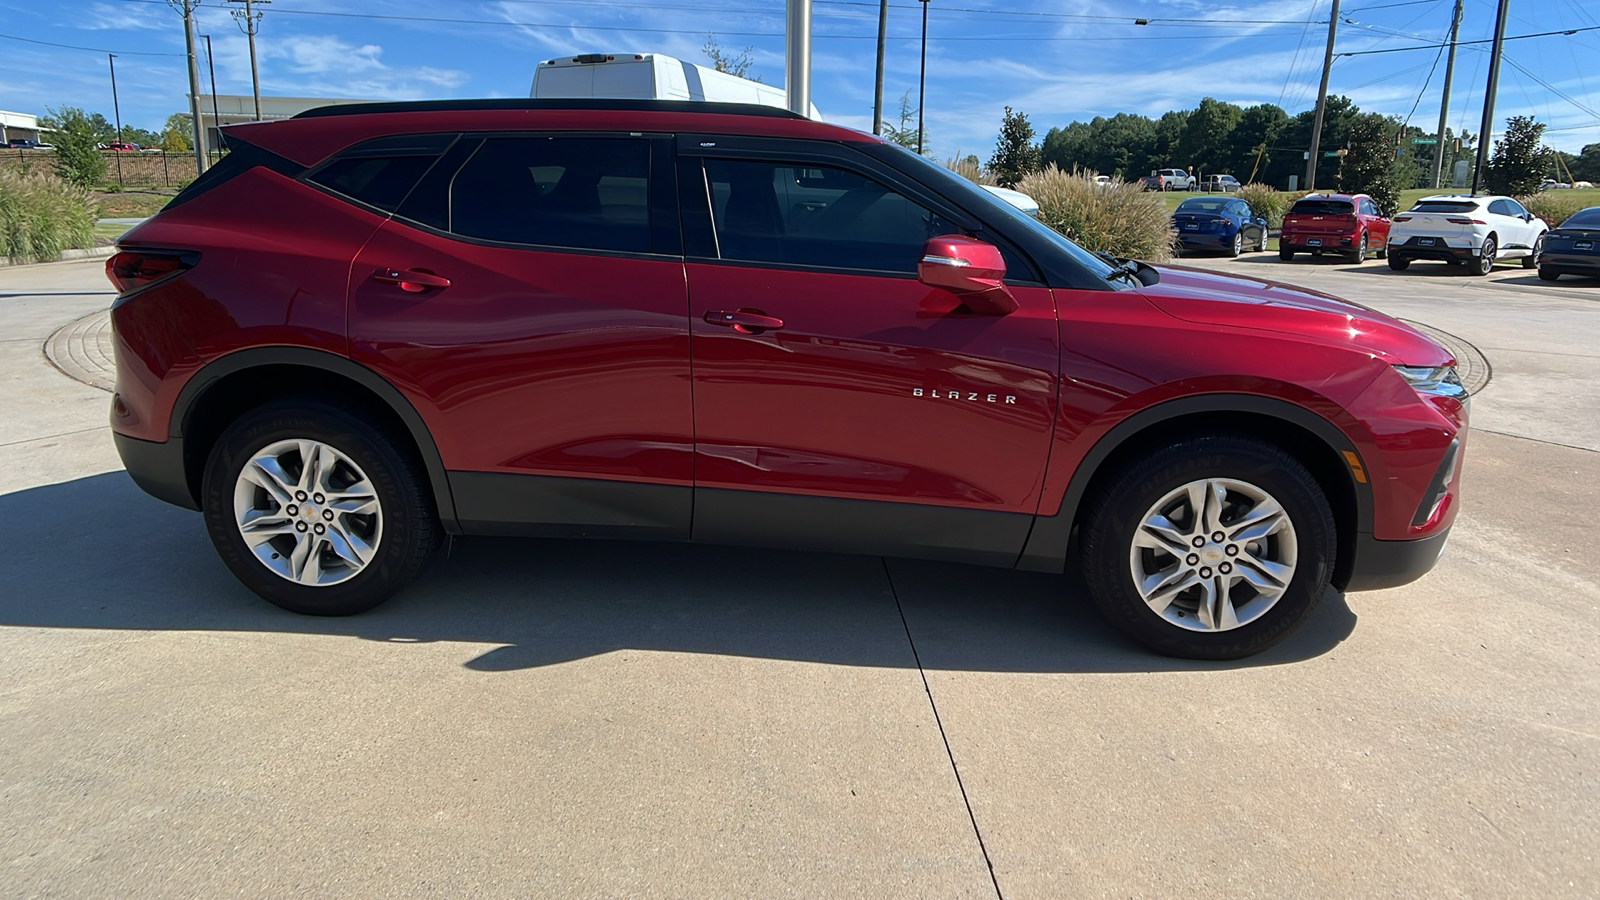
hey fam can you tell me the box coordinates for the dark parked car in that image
[1280,193,1391,263]
[1172,196,1268,256]
[7,138,45,149]
[107,99,1468,659]
[1539,206,1600,281]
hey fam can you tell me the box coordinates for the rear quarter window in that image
[305,133,457,213]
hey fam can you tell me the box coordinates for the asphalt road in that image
[1,257,1595,897]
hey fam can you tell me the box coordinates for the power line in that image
[1338,24,1600,55]
[0,30,184,56]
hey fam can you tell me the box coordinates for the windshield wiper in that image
[1093,250,1159,287]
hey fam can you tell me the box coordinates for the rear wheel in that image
[1522,233,1544,269]
[1347,232,1368,263]
[1387,255,1410,271]
[1538,266,1560,281]
[1279,246,1295,261]
[1472,236,1497,276]
[1227,231,1243,258]
[1079,435,1335,660]
[202,397,442,616]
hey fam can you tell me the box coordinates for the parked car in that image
[1142,168,1196,191]
[1093,174,1114,189]
[1540,179,1573,190]
[1538,206,1600,281]
[7,138,46,149]
[979,184,1040,217]
[1386,194,1547,275]
[106,141,141,152]
[107,98,1468,660]
[1279,193,1391,263]
[1199,174,1240,192]
[1172,196,1268,256]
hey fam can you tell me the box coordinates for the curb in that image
[0,246,117,268]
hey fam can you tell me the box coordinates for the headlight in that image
[1394,365,1467,400]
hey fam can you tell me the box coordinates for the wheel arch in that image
[171,347,459,532]
[1017,394,1369,590]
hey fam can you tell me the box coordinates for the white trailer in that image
[531,53,820,118]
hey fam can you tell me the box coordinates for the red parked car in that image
[107,100,1468,659]
[1279,192,1391,263]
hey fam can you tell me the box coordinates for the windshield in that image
[1561,208,1600,228]
[1410,200,1480,213]
[873,142,1119,280]
[1290,199,1354,215]
[1177,199,1229,213]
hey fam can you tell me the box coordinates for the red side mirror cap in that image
[917,235,1018,315]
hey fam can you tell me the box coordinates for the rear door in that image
[347,132,695,539]
[678,139,1060,565]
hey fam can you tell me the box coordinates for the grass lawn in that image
[93,221,134,241]
[93,190,175,219]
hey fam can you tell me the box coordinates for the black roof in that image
[294,98,808,120]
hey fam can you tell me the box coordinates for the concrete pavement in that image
[1,258,1595,897]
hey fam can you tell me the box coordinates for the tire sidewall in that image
[202,400,434,616]
[1082,438,1335,659]
[1476,237,1496,275]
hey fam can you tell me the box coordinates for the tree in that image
[42,107,107,188]
[160,113,192,152]
[881,91,928,155]
[1228,104,1289,182]
[1179,97,1243,174]
[987,106,1040,187]
[1340,116,1402,217]
[1570,143,1600,183]
[1484,115,1551,195]
[702,34,761,82]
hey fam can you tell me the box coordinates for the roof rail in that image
[293,98,809,120]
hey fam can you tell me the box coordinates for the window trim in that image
[299,132,461,219]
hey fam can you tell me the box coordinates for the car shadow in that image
[2,472,1358,674]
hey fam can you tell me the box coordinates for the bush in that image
[1517,192,1587,228]
[1015,165,1175,261]
[0,170,99,263]
[1236,183,1289,228]
[43,106,107,188]
[943,156,995,185]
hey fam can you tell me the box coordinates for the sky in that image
[1,0,1596,156]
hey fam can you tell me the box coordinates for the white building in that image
[0,110,43,144]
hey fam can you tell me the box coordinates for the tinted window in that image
[307,133,456,212]
[451,137,650,253]
[1487,199,1511,216]
[1561,208,1600,227]
[1177,198,1228,212]
[704,159,955,273]
[1290,199,1354,215]
[1410,200,1480,213]
[1503,198,1528,216]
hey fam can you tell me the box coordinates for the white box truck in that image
[531,53,820,118]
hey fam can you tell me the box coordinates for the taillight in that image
[1446,217,1486,225]
[1392,216,1411,222]
[105,249,197,295]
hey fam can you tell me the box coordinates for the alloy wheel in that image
[233,438,384,586]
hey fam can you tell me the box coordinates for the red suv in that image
[1280,192,1392,263]
[107,100,1467,659]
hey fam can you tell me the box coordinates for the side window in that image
[450,136,651,253]
[306,133,456,213]
[703,158,956,273]
[1503,198,1528,217]
[1487,199,1511,217]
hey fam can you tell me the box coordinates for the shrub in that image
[43,106,107,188]
[1485,115,1550,197]
[943,155,995,186]
[1236,183,1289,227]
[0,170,99,263]
[1015,165,1175,261]
[1517,192,1587,228]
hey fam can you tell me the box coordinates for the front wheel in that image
[1472,236,1497,276]
[1079,435,1335,659]
[202,397,443,616]
[1388,255,1410,271]
[1523,233,1544,269]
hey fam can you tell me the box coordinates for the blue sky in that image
[2,0,1596,154]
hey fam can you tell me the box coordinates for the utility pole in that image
[1305,0,1342,191]
[108,54,123,185]
[784,0,811,118]
[1471,0,1509,195]
[201,35,222,164]
[872,0,887,135]
[1431,0,1463,189]
[917,0,929,154]
[169,0,207,174]
[228,0,269,121]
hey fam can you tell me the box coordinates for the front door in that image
[681,151,1060,565]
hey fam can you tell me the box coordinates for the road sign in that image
[1323,152,1341,157]
[1412,138,1438,144]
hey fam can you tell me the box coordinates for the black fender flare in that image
[171,346,459,532]
[1016,393,1371,575]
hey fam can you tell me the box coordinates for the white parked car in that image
[980,184,1040,217]
[1386,194,1548,276]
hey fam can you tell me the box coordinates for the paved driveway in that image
[1,258,1595,897]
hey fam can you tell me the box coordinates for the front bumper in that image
[113,431,199,510]
[1344,527,1452,592]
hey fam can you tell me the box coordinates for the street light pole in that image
[108,54,124,185]
[917,0,929,155]
[201,34,222,163]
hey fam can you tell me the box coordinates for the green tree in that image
[1484,115,1551,195]
[1570,143,1600,183]
[987,106,1041,187]
[1340,116,1402,217]
[1228,103,1289,182]
[881,91,928,155]
[702,33,761,82]
[1179,97,1244,174]
[41,107,107,188]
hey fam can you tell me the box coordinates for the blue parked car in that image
[1172,196,1268,257]
[1540,206,1600,281]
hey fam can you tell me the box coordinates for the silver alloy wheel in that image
[233,438,383,587]
[1129,478,1298,632]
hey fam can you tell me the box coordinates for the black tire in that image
[202,397,442,616]
[1522,233,1544,269]
[1538,266,1560,282]
[1227,231,1243,258]
[1347,232,1367,263]
[1472,236,1496,276]
[1375,239,1387,259]
[1079,435,1336,660]
[1279,246,1295,262]
[1251,227,1267,251]
[1388,255,1410,271]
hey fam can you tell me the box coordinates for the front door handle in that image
[373,268,451,293]
[703,308,785,335]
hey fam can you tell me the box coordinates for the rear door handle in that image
[703,308,784,335]
[373,268,451,292]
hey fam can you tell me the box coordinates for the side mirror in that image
[918,235,1018,315]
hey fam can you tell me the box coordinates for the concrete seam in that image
[881,557,1005,900]
[1473,427,1598,454]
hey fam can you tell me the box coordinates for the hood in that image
[1139,265,1453,367]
